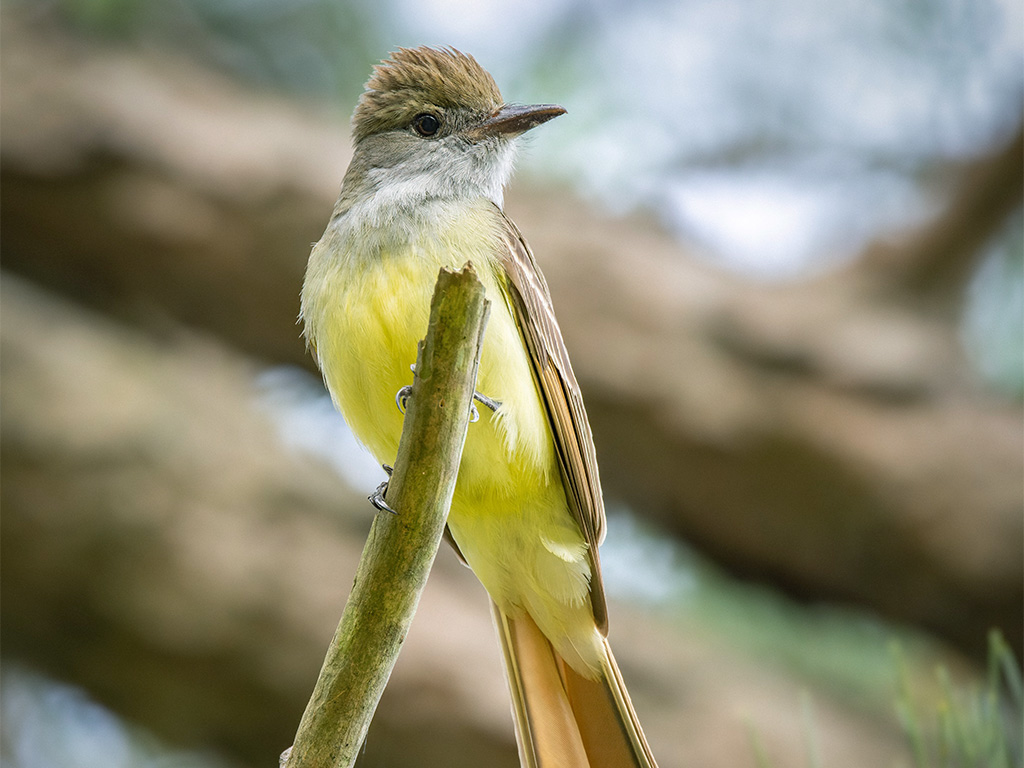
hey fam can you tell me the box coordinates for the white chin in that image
[362,137,518,214]
[479,140,517,206]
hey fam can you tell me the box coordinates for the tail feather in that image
[492,604,658,768]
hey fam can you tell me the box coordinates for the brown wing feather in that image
[493,206,609,634]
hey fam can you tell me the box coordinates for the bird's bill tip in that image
[469,103,566,139]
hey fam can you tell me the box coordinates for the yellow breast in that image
[302,197,600,674]
[301,199,556,501]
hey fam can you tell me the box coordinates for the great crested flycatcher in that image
[302,47,657,768]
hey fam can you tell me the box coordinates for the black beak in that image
[467,104,566,140]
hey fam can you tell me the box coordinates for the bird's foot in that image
[395,364,418,413]
[368,464,397,514]
[469,391,502,423]
[395,385,413,414]
[397,381,500,423]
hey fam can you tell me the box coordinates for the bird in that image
[301,46,658,768]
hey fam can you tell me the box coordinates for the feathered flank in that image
[352,47,503,141]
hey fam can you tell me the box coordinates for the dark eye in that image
[413,113,441,137]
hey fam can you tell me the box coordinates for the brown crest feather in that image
[352,47,503,141]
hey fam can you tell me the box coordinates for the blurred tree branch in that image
[0,275,918,768]
[0,274,519,768]
[856,128,1023,312]
[1,11,1020,662]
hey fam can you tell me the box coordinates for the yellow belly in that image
[302,200,601,674]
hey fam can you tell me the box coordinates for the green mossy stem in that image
[285,264,490,768]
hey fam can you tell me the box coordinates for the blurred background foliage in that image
[36,0,1024,388]
[2,0,1021,766]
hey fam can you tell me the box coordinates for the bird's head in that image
[344,47,565,209]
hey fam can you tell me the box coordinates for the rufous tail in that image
[491,604,658,768]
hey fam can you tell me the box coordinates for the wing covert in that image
[493,207,609,634]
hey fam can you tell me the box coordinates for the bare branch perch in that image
[284,266,490,768]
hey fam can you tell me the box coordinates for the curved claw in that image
[395,385,413,414]
[395,365,416,413]
[369,479,397,515]
[469,404,480,423]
